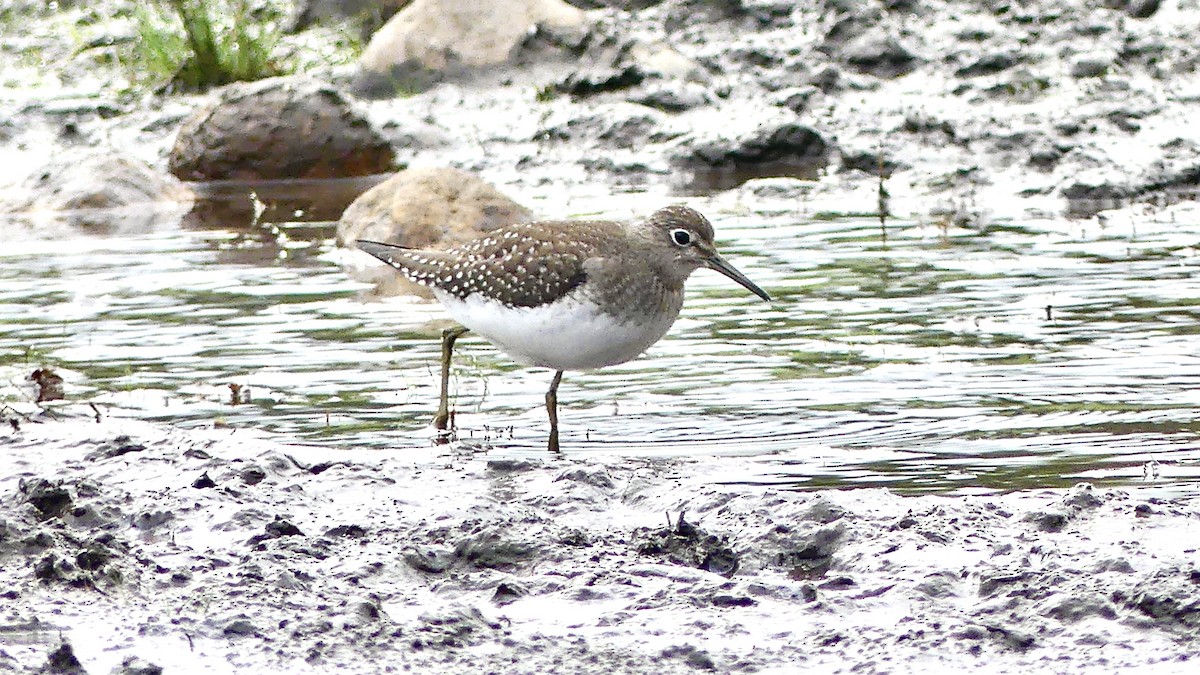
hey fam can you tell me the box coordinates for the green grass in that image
[129,0,285,91]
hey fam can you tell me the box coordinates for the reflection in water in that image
[1,203,1199,496]
[681,160,825,194]
[182,174,388,230]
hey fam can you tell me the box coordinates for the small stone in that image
[24,480,73,518]
[223,619,258,636]
[110,656,163,675]
[1063,483,1103,509]
[491,581,526,605]
[1070,55,1112,79]
[956,52,1017,77]
[711,594,755,607]
[1024,510,1069,532]
[661,645,716,671]
[239,466,267,485]
[404,547,455,574]
[843,34,919,78]
[1126,0,1161,18]
[75,546,110,571]
[485,459,541,474]
[265,519,304,538]
[324,524,368,538]
[42,641,86,675]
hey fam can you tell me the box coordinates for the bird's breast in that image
[433,289,682,371]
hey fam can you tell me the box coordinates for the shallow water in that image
[2,198,1199,495]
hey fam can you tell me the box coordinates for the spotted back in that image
[357,219,624,308]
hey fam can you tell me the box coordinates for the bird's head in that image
[644,205,771,302]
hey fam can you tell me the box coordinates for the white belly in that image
[433,289,679,371]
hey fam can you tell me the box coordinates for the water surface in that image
[2,199,1198,495]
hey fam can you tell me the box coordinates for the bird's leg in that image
[434,327,469,435]
[546,370,564,453]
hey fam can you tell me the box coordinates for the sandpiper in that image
[357,204,770,451]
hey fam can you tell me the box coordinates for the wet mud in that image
[2,414,1198,673]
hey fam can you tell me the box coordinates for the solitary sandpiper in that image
[357,204,770,451]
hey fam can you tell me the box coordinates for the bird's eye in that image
[670,229,692,246]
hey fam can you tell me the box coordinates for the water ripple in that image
[2,208,1199,495]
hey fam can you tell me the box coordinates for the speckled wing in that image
[357,221,618,308]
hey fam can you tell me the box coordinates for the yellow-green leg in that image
[434,327,469,432]
[546,370,564,453]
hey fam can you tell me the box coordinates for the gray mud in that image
[2,415,1198,673]
[5,1,1200,672]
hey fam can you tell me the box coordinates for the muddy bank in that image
[4,0,1200,223]
[2,414,1197,673]
[3,2,1200,673]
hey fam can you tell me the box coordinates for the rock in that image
[266,518,304,538]
[1070,54,1113,79]
[336,165,528,267]
[1060,171,1133,210]
[240,465,267,485]
[1043,594,1118,622]
[109,656,162,675]
[540,107,664,149]
[486,458,543,473]
[1143,138,1200,194]
[338,167,531,295]
[776,86,820,114]
[1023,509,1069,532]
[0,149,192,236]
[324,524,369,538]
[1063,483,1104,509]
[40,642,85,675]
[411,606,503,649]
[490,580,526,605]
[635,512,740,577]
[222,618,259,637]
[168,77,395,181]
[821,8,884,54]
[557,22,708,98]
[337,168,529,247]
[191,472,217,489]
[21,97,125,119]
[955,51,1018,78]
[354,0,587,95]
[628,81,714,111]
[454,528,537,569]
[839,148,907,177]
[405,546,456,573]
[1028,140,1067,170]
[22,479,73,519]
[554,466,616,489]
[558,64,646,96]
[776,523,843,579]
[286,0,406,35]
[1125,0,1161,18]
[986,625,1036,652]
[680,122,831,190]
[660,644,717,671]
[842,33,920,78]
[811,64,842,92]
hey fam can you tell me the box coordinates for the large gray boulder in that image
[168,77,395,181]
[354,0,587,95]
[0,149,192,237]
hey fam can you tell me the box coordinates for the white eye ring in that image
[670,228,692,246]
